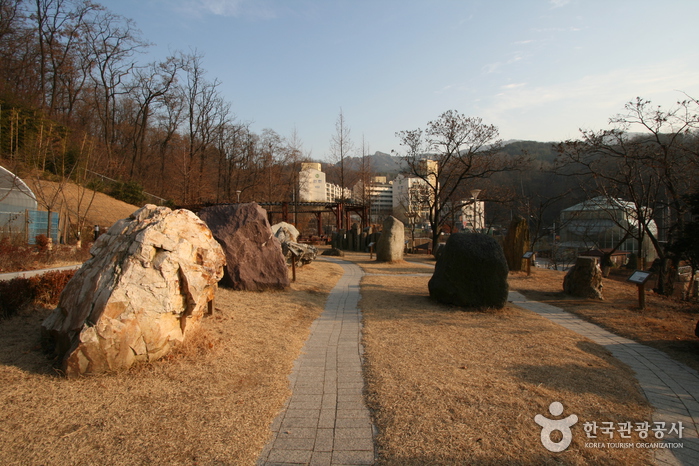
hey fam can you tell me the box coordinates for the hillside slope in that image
[27,179,142,236]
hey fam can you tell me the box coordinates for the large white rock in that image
[271,221,300,243]
[41,205,225,376]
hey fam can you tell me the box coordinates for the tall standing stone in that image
[376,216,405,262]
[503,216,530,272]
[199,203,290,291]
[41,205,225,376]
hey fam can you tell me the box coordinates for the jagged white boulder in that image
[41,205,225,376]
[271,222,300,243]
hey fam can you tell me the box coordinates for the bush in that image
[29,270,75,306]
[109,181,146,205]
[0,237,31,272]
[35,234,50,253]
[0,277,35,318]
[0,270,75,318]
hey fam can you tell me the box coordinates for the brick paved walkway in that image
[257,258,375,466]
[509,291,699,465]
[257,256,699,465]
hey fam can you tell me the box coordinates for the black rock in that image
[428,233,509,309]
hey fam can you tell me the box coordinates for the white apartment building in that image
[299,162,327,202]
[392,174,431,226]
[353,176,394,222]
[298,162,435,226]
[299,162,352,203]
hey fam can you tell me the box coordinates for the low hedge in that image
[0,270,75,318]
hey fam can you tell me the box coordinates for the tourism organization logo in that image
[534,401,686,452]
[534,401,578,452]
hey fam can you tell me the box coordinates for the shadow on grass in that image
[511,360,645,405]
[0,307,59,376]
[376,452,573,465]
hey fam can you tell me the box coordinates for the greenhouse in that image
[0,165,58,243]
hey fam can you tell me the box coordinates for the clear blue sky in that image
[105,0,699,161]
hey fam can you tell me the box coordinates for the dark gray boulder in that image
[198,203,289,291]
[428,233,509,309]
[322,248,344,257]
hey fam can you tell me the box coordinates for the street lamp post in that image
[236,190,241,203]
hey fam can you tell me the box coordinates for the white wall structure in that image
[299,162,433,227]
[299,162,353,203]
[299,162,327,202]
[353,176,394,223]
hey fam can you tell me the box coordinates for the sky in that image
[104,0,699,161]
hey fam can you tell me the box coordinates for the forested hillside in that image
[0,0,308,207]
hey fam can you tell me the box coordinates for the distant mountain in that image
[333,151,407,175]
[499,140,558,163]
[326,141,560,176]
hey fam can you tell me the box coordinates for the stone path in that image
[0,264,81,281]
[509,291,699,465]
[257,258,375,466]
[257,255,699,464]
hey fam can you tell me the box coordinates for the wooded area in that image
[0,0,306,209]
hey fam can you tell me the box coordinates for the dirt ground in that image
[354,253,654,465]
[0,261,343,465]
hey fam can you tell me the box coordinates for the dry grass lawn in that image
[0,261,343,465]
[510,268,699,373]
[27,178,141,231]
[355,253,654,465]
[3,243,694,465]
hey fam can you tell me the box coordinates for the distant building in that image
[298,162,327,202]
[298,162,351,203]
[353,176,394,223]
[299,161,437,227]
[559,196,657,261]
[392,174,431,227]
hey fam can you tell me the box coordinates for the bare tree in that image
[396,109,526,252]
[84,7,147,166]
[329,108,354,197]
[178,50,228,203]
[124,55,181,180]
[33,0,101,119]
[555,96,699,295]
[259,128,284,202]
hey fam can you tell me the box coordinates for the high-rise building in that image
[392,174,431,226]
[299,162,327,202]
[299,163,435,227]
[460,199,485,231]
[299,162,352,203]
